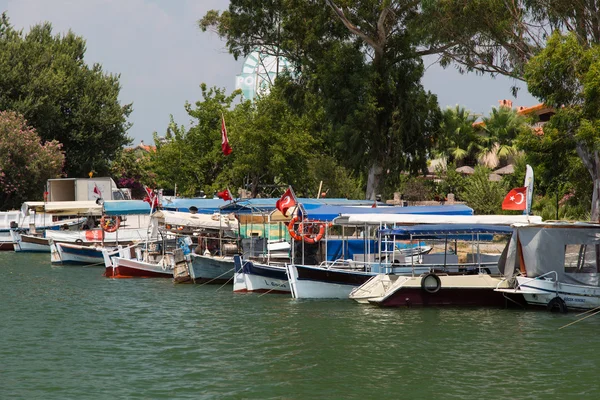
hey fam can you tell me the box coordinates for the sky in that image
[0,0,538,146]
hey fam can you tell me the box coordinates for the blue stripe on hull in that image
[244,261,287,281]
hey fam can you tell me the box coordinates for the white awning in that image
[333,214,543,226]
[24,201,103,216]
[152,210,238,230]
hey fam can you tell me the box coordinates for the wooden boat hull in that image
[51,242,106,265]
[189,254,235,284]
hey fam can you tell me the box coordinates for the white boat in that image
[287,214,542,299]
[233,256,290,293]
[495,222,600,312]
[12,200,151,254]
[50,240,112,265]
[103,242,187,278]
[145,210,240,284]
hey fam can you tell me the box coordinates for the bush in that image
[460,166,505,214]
[0,111,64,209]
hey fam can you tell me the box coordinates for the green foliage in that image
[0,111,64,209]
[396,175,436,202]
[109,148,154,199]
[532,194,590,222]
[148,83,361,199]
[0,12,132,178]
[436,106,482,165]
[200,1,441,199]
[481,106,530,162]
[459,166,505,214]
[434,162,466,200]
[148,85,238,197]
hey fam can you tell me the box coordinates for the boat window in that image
[564,244,598,273]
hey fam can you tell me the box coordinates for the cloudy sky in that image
[0,0,538,145]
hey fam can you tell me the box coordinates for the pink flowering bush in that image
[0,111,64,210]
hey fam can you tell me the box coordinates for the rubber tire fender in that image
[421,273,442,294]
[547,296,568,313]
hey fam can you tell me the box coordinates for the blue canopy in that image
[103,200,151,216]
[302,204,473,222]
[380,224,512,237]
[220,198,381,214]
[161,198,228,213]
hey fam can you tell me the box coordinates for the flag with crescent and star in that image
[502,187,527,210]
[276,187,297,217]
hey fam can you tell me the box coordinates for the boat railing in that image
[384,260,500,275]
[496,271,560,295]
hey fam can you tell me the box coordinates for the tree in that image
[436,105,482,166]
[200,1,441,200]
[460,166,505,215]
[480,105,530,166]
[0,12,132,178]
[0,111,64,210]
[419,1,600,219]
[525,32,600,220]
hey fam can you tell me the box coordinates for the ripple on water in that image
[2,253,600,399]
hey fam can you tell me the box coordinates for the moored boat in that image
[233,255,289,294]
[102,242,187,278]
[349,223,523,307]
[495,221,600,312]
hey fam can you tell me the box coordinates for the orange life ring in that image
[288,216,303,241]
[100,215,120,232]
[287,216,328,244]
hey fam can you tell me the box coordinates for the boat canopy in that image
[152,210,238,230]
[334,214,542,226]
[161,198,227,213]
[24,201,102,216]
[380,224,513,237]
[220,198,382,214]
[301,204,474,222]
[103,200,151,216]
[502,222,600,286]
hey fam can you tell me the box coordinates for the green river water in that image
[1,251,600,399]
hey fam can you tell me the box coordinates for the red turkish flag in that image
[217,189,232,201]
[221,114,232,156]
[276,188,296,217]
[502,187,527,210]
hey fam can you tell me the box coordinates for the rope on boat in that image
[216,274,235,291]
[559,308,600,330]
[258,281,288,297]
[197,268,234,287]
[575,305,600,317]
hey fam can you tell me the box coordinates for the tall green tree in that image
[525,32,600,219]
[0,111,64,210]
[436,105,482,166]
[0,12,132,178]
[200,1,441,200]
[419,1,600,219]
[480,106,530,165]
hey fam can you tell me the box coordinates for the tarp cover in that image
[324,239,377,261]
[103,200,151,216]
[161,199,228,214]
[334,214,542,226]
[302,204,473,222]
[508,223,600,286]
[152,210,238,231]
[220,198,383,214]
